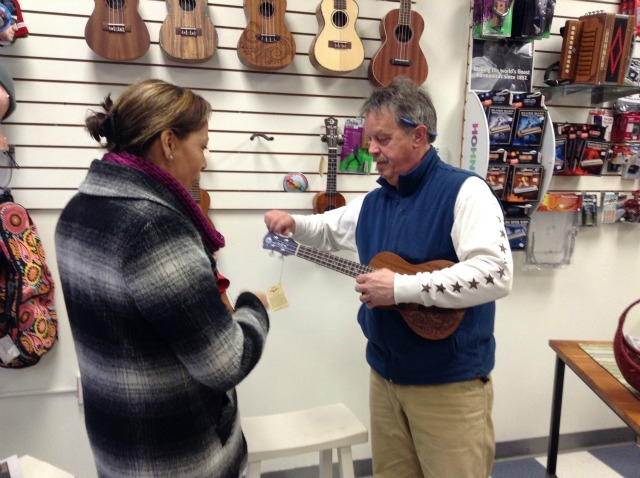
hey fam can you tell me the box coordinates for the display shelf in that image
[536,83,640,105]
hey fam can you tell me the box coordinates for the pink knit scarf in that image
[102,151,225,253]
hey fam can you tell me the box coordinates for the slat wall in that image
[3,0,411,210]
[3,1,638,210]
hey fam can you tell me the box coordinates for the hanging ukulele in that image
[85,0,150,61]
[159,0,218,63]
[190,184,235,314]
[313,117,346,213]
[237,0,296,71]
[309,0,365,75]
[368,0,428,87]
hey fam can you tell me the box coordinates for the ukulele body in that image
[312,192,346,213]
[368,9,428,87]
[159,0,218,63]
[85,0,150,61]
[237,0,296,70]
[309,0,365,74]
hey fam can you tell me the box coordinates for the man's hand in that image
[264,210,296,236]
[355,268,395,308]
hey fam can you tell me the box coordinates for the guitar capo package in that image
[473,0,514,38]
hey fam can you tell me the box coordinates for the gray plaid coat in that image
[55,160,269,478]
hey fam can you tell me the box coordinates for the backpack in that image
[0,194,57,368]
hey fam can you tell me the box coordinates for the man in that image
[264,76,513,478]
[470,39,509,91]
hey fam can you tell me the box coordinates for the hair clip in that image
[400,117,438,137]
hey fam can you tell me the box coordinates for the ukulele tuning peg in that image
[320,134,327,143]
[337,135,344,146]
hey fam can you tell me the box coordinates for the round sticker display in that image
[0,5,13,33]
[283,172,308,192]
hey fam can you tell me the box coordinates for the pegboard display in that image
[1,0,422,210]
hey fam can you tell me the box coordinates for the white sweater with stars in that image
[292,176,513,309]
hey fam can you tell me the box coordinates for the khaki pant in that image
[369,369,495,478]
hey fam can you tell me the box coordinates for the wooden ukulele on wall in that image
[309,0,365,75]
[237,0,296,70]
[368,0,428,87]
[159,0,218,63]
[85,0,150,61]
[313,117,346,213]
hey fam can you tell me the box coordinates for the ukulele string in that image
[262,0,268,39]
[269,0,275,40]
[397,0,408,62]
[185,0,189,32]
[338,0,344,69]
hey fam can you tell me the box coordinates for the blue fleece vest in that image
[355,148,495,385]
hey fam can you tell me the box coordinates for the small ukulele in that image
[159,0,218,63]
[309,0,365,74]
[262,232,465,340]
[237,0,296,70]
[85,0,150,61]
[313,117,346,213]
[190,184,235,314]
[368,0,428,87]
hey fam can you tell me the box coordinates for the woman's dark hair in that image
[85,79,211,156]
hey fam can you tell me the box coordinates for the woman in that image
[55,79,270,478]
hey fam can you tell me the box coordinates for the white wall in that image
[1,1,639,476]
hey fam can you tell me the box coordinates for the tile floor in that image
[490,443,640,478]
[360,442,640,477]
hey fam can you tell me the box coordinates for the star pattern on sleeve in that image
[418,215,510,297]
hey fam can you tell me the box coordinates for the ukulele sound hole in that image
[179,0,196,11]
[259,1,275,18]
[395,25,413,43]
[332,11,348,29]
[107,0,124,10]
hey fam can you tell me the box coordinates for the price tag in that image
[0,335,19,364]
[318,155,326,177]
[267,283,289,312]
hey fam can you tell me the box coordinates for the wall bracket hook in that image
[250,133,274,141]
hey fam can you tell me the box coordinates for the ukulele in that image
[309,0,365,75]
[159,0,218,63]
[313,117,346,213]
[262,232,465,340]
[237,0,296,70]
[85,0,150,61]
[190,184,235,314]
[368,0,428,87]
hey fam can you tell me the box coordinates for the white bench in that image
[242,403,368,478]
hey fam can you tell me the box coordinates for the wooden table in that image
[546,340,640,477]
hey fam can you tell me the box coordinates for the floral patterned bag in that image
[0,194,57,368]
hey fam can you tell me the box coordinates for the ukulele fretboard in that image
[297,244,373,278]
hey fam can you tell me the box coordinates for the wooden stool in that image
[242,403,368,478]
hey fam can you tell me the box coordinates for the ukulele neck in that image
[296,244,372,278]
